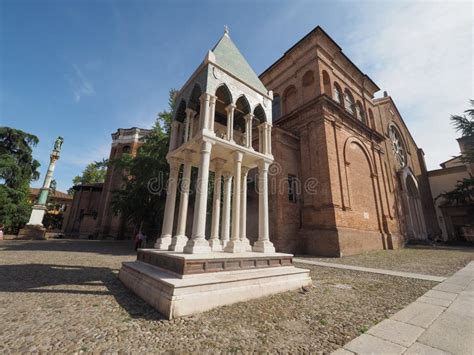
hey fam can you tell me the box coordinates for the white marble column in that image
[169,150,193,252]
[225,104,236,142]
[184,108,195,143]
[244,113,253,149]
[155,158,181,249]
[224,151,245,253]
[209,95,217,132]
[240,167,251,251]
[200,93,210,131]
[252,159,275,253]
[169,120,180,151]
[220,172,232,249]
[209,158,225,251]
[183,140,213,254]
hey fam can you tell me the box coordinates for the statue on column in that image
[17,136,64,240]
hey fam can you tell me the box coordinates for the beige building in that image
[428,136,473,242]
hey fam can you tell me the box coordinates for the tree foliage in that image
[0,127,40,233]
[110,89,177,236]
[440,101,474,206]
[69,159,108,194]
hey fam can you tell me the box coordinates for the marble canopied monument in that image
[119,29,311,319]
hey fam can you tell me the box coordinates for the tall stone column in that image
[169,151,193,252]
[20,136,64,239]
[184,108,195,143]
[209,158,225,251]
[209,95,217,132]
[224,151,245,253]
[183,140,213,254]
[169,120,180,151]
[155,158,181,250]
[253,159,275,253]
[220,172,232,249]
[240,167,251,251]
[244,113,253,149]
[225,104,236,142]
[200,93,210,131]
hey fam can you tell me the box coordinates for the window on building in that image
[122,145,131,154]
[333,83,342,103]
[344,90,355,115]
[272,94,281,121]
[356,102,366,124]
[322,70,332,96]
[288,174,298,203]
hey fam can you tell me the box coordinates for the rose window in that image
[389,125,407,168]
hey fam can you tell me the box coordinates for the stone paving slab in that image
[391,301,445,328]
[418,311,474,354]
[344,334,406,355]
[403,342,450,355]
[293,258,447,282]
[332,261,474,355]
[366,319,424,347]
[417,295,453,307]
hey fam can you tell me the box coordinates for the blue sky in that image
[1,0,472,192]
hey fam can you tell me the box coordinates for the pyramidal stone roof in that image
[211,32,268,94]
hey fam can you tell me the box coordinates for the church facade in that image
[65,26,438,257]
[258,26,437,256]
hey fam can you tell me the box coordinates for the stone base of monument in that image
[119,249,312,319]
[17,224,46,240]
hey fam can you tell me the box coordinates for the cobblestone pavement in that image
[299,245,474,277]
[0,240,438,353]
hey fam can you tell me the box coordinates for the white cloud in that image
[68,64,95,102]
[346,0,473,169]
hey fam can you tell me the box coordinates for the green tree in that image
[440,101,474,205]
[69,159,108,194]
[110,89,177,236]
[0,127,40,233]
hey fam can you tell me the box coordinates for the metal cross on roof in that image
[224,25,229,34]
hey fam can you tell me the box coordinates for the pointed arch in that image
[188,84,202,112]
[215,84,232,106]
[253,104,266,123]
[175,99,187,122]
[234,95,250,132]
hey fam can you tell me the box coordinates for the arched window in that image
[368,108,375,129]
[333,83,343,104]
[283,85,297,115]
[122,145,131,154]
[272,94,281,121]
[355,101,366,124]
[302,70,315,102]
[389,124,407,168]
[302,71,314,87]
[188,84,202,113]
[344,89,355,115]
[234,95,250,146]
[175,100,187,122]
[322,70,332,96]
[214,84,233,126]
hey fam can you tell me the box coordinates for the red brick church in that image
[64,26,438,256]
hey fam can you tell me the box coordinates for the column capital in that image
[222,171,233,179]
[212,158,226,170]
[241,166,250,175]
[258,159,271,172]
[209,95,217,104]
[168,157,183,170]
[225,103,236,113]
[244,113,254,122]
[185,107,196,118]
[199,92,211,102]
[233,150,244,162]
